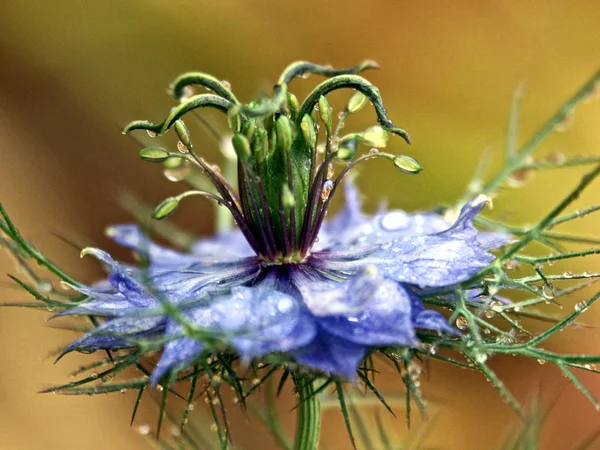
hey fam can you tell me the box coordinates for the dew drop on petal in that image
[563,271,574,278]
[381,211,410,231]
[537,359,547,365]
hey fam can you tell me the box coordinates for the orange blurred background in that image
[1,1,599,449]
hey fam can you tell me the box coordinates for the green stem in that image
[293,380,322,450]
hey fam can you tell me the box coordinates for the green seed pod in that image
[393,155,422,174]
[282,184,296,207]
[346,91,368,114]
[336,134,361,161]
[227,106,241,132]
[300,114,316,148]
[318,95,332,134]
[252,128,268,162]
[152,197,180,220]
[139,147,170,162]
[286,92,300,120]
[362,125,388,148]
[241,118,256,141]
[174,120,192,151]
[276,115,293,153]
[231,133,251,163]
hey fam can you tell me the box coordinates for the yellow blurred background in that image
[1,1,599,449]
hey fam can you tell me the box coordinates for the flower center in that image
[125,61,422,264]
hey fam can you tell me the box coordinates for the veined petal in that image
[190,228,255,260]
[190,276,317,358]
[295,267,416,347]
[294,329,367,380]
[150,319,204,386]
[60,315,164,358]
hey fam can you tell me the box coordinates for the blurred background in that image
[1,1,599,448]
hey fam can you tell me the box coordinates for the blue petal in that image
[296,268,416,347]
[106,225,199,266]
[407,289,457,335]
[318,181,450,250]
[151,257,261,301]
[60,316,164,357]
[187,276,317,358]
[190,228,255,260]
[294,329,367,380]
[375,198,500,288]
[150,319,204,386]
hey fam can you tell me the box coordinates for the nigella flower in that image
[56,61,505,385]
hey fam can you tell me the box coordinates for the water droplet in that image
[537,359,547,365]
[474,352,487,363]
[89,371,99,379]
[507,168,534,187]
[381,211,410,231]
[120,389,127,394]
[252,378,261,386]
[542,284,554,299]
[212,398,221,407]
[585,363,597,371]
[555,112,574,132]
[210,423,218,432]
[38,280,53,293]
[164,163,190,182]
[170,425,182,437]
[156,384,164,392]
[484,309,496,319]
[584,84,598,103]
[221,80,232,90]
[455,316,469,330]
[137,424,151,435]
[369,148,379,154]
[101,374,114,383]
[548,252,559,266]
[583,271,592,277]
[321,180,334,201]
[177,140,189,153]
[546,152,566,164]
[146,130,157,138]
[212,375,222,385]
[575,300,587,312]
[563,271,574,278]
[317,144,326,154]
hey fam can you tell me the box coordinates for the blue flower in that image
[59,183,500,383]
[55,62,506,384]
